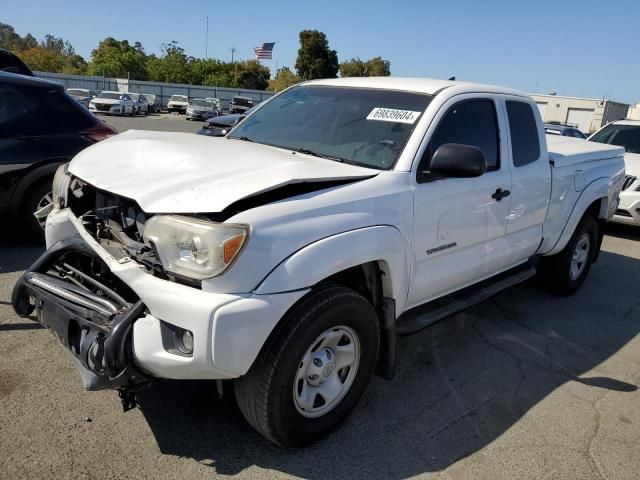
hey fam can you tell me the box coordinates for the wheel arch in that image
[544,177,612,257]
[254,225,411,379]
[9,159,67,215]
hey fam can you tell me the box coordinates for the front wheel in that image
[538,216,598,295]
[235,285,380,447]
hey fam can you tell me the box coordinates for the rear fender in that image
[543,177,612,256]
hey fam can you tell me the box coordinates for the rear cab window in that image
[505,100,541,167]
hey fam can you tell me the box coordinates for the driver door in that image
[407,95,512,309]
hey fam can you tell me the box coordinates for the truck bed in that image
[546,135,624,167]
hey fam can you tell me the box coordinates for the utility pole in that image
[205,16,209,84]
[230,47,237,63]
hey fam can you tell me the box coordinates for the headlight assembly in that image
[52,163,70,209]
[143,215,249,280]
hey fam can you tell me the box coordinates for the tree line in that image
[0,23,390,91]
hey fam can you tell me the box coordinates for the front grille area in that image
[622,175,637,191]
[66,177,174,281]
[95,103,112,112]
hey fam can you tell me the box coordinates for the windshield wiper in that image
[295,148,345,163]
[232,136,254,142]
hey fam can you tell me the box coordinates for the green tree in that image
[234,60,270,90]
[146,42,191,83]
[0,23,37,51]
[268,67,301,92]
[294,30,338,80]
[87,37,148,79]
[339,57,391,77]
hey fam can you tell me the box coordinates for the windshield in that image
[67,89,88,97]
[229,85,432,169]
[98,92,122,100]
[128,93,139,101]
[590,124,640,154]
[192,99,210,108]
[171,95,187,102]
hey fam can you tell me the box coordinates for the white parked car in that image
[12,77,625,447]
[167,94,188,114]
[89,91,135,116]
[588,119,640,225]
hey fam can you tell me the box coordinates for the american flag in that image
[254,42,275,60]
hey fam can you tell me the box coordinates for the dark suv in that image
[0,71,117,236]
[228,95,254,114]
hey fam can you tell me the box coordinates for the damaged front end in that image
[12,238,150,410]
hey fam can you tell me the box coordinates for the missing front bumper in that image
[12,238,151,399]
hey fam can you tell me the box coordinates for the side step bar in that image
[396,263,536,336]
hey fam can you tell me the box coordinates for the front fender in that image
[255,226,410,314]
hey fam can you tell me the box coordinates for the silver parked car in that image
[126,93,149,115]
[186,98,216,121]
[142,93,161,113]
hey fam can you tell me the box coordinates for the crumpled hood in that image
[624,152,640,177]
[68,130,378,213]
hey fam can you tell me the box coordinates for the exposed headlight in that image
[52,163,70,209]
[143,215,249,280]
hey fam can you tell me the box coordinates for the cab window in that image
[422,99,500,175]
[506,101,541,166]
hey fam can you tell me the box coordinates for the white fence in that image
[34,71,275,109]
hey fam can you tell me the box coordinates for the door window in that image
[421,99,500,176]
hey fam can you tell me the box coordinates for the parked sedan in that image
[205,97,222,115]
[89,91,135,116]
[66,88,99,108]
[0,71,117,236]
[186,98,216,121]
[195,107,255,136]
[167,95,189,114]
[143,93,161,113]
[126,93,149,115]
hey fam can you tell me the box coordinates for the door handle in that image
[491,188,511,201]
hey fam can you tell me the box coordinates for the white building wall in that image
[530,94,629,133]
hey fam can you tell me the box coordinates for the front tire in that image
[539,216,598,295]
[235,285,380,447]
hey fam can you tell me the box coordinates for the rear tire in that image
[235,285,380,447]
[538,216,598,295]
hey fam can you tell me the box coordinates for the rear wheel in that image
[539,216,598,295]
[235,285,380,447]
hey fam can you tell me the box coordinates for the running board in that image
[396,263,536,336]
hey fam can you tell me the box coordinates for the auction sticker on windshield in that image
[366,108,421,124]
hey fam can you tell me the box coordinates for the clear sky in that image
[4,0,639,103]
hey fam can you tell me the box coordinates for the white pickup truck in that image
[13,77,625,447]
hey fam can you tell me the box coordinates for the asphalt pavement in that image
[1,114,639,479]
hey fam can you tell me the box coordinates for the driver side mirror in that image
[419,143,487,181]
